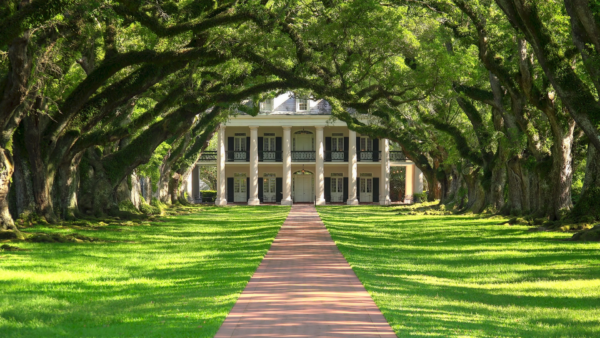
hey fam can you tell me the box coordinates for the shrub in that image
[413,192,427,203]
[201,190,217,202]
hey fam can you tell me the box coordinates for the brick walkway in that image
[215,205,397,338]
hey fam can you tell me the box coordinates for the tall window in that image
[260,98,273,112]
[297,98,308,111]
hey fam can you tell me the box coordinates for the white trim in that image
[296,97,308,111]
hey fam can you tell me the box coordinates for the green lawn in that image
[317,205,600,338]
[0,206,289,338]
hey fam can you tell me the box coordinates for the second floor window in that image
[297,98,308,111]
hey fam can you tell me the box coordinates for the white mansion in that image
[193,93,423,205]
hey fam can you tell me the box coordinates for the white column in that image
[414,165,424,194]
[347,130,359,205]
[315,126,326,205]
[281,126,293,205]
[380,138,391,205]
[215,125,227,206]
[248,126,260,205]
[405,164,414,203]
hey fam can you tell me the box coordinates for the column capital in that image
[314,125,324,130]
[282,126,292,130]
[249,126,259,130]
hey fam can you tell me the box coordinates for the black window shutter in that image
[343,177,349,202]
[227,177,234,202]
[258,137,263,161]
[324,177,331,202]
[373,138,379,162]
[276,178,283,202]
[246,137,251,162]
[373,178,380,203]
[258,178,264,202]
[192,166,199,200]
[228,137,234,161]
[344,137,349,161]
[276,137,283,161]
[325,137,332,162]
[357,178,361,202]
[246,178,250,200]
[356,136,361,161]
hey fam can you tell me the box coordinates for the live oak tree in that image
[3,0,600,232]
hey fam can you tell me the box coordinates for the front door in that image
[331,176,344,202]
[360,177,373,202]
[293,174,313,202]
[234,174,247,202]
[234,135,247,161]
[263,136,276,161]
[263,177,276,202]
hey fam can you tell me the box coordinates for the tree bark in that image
[11,136,36,219]
[489,155,506,211]
[56,153,83,220]
[547,119,576,220]
[462,167,487,213]
[0,148,18,231]
[582,140,600,196]
[506,156,529,215]
[23,106,57,222]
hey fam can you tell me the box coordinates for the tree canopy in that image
[2,0,600,233]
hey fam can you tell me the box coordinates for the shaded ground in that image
[0,205,289,338]
[317,205,600,338]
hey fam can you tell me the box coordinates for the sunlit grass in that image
[317,205,600,338]
[0,205,289,338]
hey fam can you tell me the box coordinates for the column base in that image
[247,198,260,206]
[281,198,293,206]
[346,198,359,205]
[380,196,391,205]
[315,198,326,206]
[215,198,227,206]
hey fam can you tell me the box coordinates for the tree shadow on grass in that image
[0,207,290,338]
[319,206,600,338]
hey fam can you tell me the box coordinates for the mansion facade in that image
[193,93,423,205]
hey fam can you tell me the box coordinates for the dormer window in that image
[297,98,308,111]
[260,98,273,112]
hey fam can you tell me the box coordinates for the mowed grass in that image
[0,206,289,338]
[317,206,600,338]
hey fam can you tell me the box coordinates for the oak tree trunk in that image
[0,148,18,231]
[547,121,576,220]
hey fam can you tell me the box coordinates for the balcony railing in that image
[217,150,408,162]
[292,151,316,162]
[226,151,249,162]
[259,151,283,162]
[325,151,347,162]
[198,151,217,161]
[358,151,381,162]
[389,151,407,161]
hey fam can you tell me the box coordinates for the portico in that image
[207,113,422,206]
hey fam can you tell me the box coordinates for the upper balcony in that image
[197,150,409,164]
